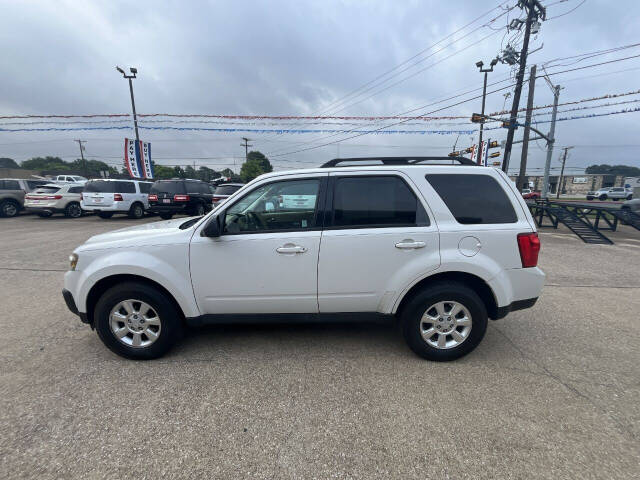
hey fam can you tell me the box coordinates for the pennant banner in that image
[141,141,153,179]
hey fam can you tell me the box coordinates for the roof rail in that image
[319,156,477,168]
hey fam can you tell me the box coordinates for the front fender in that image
[73,246,200,318]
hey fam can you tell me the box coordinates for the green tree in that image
[240,151,273,182]
[585,164,640,176]
[21,156,70,172]
[152,164,175,180]
[0,158,19,169]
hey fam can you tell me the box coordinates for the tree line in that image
[0,150,273,183]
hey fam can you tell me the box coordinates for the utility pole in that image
[116,66,140,143]
[476,58,498,163]
[556,146,573,199]
[501,0,546,173]
[517,64,537,191]
[241,137,253,164]
[542,81,561,198]
[75,139,88,178]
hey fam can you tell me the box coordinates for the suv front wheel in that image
[94,282,183,359]
[401,282,488,361]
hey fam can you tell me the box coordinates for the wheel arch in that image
[85,274,186,327]
[394,271,499,320]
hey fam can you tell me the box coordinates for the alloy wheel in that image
[420,301,473,349]
[109,299,162,348]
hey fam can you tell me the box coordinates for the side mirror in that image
[202,216,222,237]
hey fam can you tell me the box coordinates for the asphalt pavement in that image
[1,213,639,479]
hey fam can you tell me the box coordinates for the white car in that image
[53,175,88,185]
[63,157,545,361]
[24,183,84,218]
[81,179,153,219]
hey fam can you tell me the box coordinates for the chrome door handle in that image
[395,240,426,249]
[276,244,307,254]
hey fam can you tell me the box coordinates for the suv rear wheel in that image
[599,194,607,200]
[94,282,183,359]
[64,202,83,218]
[128,202,144,219]
[401,282,488,361]
[0,199,19,218]
[192,202,205,216]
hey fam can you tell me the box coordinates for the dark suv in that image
[148,179,214,219]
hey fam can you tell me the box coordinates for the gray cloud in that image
[0,0,639,174]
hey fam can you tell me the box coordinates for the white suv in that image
[63,157,545,361]
[81,179,153,219]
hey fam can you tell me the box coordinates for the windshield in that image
[215,185,242,195]
[150,181,186,194]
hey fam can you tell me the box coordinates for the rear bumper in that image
[148,204,189,214]
[493,297,538,320]
[25,205,66,213]
[81,202,127,212]
[62,289,89,324]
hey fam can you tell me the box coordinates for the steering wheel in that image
[246,211,265,229]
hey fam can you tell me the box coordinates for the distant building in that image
[508,174,626,195]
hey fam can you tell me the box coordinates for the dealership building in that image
[508,174,635,195]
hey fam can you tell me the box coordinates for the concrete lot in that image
[1,213,639,479]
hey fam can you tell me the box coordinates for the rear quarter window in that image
[1,180,20,190]
[425,173,518,224]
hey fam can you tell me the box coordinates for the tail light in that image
[148,194,158,201]
[114,194,123,201]
[27,195,62,200]
[517,232,540,268]
[212,196,223,202]
[174,194,190,202]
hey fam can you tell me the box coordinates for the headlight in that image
[69,253,78,271]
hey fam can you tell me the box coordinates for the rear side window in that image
[331,175,429,228]
[1,180,20,190]
[26,180,47,190]
[426,174,517,224]
[138,182,152,194]
[118,182,136,193]
[151,181,186,195]
[68,186,83,194]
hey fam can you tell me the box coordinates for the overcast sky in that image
[1,0,639,176]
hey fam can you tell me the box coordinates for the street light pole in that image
[116,66,140,143]
[542,83,561,198]
[556,146,574,199]
[476,58,498,164]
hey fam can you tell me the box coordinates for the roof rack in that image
[319,156,477,168]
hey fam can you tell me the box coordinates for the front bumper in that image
[62,289,89,324]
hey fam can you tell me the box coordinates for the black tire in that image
[627,195,633,200]
[586,196,594,201]
[401,281,488,361]
[159,213,173,220]
[0,199,20,218]
[193,202,205,216]
[612,198,618,201]
[98,212,114,219]
[37,211,53,218]
[128,202,145,219]
[599,194,607,201]
[64,202,83,218]
[94,282,183,360]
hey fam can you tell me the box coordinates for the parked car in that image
[586,187,632,201]
[53,175,88,185]
[212,182,245,208]
[0,178,49,217]
[63,157,544,361]
[81,179,153,219]
[148,179,214,219]
[24,183,84,218]
[621,198,640,212]
[521,189,540,199]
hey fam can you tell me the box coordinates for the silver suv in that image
[0,178,49,217]
[24,183,84,218]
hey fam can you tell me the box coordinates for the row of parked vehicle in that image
[0,177,245,219]
[586,187,633,201]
